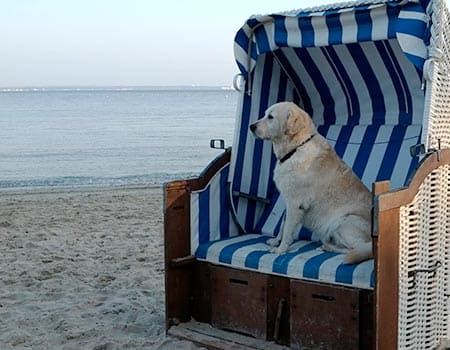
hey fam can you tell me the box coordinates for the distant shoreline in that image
[0,85,238,93]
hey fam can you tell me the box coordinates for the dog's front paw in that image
[267,237,280,247]
[270,246,288,254]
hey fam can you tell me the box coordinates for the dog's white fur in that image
[250,102,372,264]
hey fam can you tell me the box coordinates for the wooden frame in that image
[164,149,450,349]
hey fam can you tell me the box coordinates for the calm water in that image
[0,87,238,189]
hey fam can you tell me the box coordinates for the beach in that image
[0,186,203,350]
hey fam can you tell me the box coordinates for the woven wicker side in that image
[425,0,450,150]
[397,164,450,350]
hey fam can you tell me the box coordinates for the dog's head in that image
[250,102,314,142]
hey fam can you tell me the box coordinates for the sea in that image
[0,87,238,190]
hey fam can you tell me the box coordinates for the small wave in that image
[0,173,200,190]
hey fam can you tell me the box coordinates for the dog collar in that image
[279,134,316,164]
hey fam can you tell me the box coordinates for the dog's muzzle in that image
[250,123,257,133]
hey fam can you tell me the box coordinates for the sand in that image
[0,185,203,350]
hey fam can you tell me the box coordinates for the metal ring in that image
[233,74,244,92]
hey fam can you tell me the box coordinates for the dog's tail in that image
[344,242,373,264]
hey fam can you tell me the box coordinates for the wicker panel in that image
[426,1,450,150]
[398,164,450,349]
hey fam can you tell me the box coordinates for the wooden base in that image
[169,320,290,350]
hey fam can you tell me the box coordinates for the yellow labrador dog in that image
[250,102,372,264]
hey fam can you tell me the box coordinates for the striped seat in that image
[191,0,432,290]
[196,234,374,289]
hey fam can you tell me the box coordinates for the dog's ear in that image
[285,107,308,136]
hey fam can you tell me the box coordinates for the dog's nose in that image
[250,123,257,132]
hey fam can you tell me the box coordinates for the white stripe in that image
[286,248,325,276]
[190,193,200,255]
[261,196,285,236]
[398,9,427,22]
[340,11,358,44]
[209,171,222,242]
[397,33,428,59]
[311,15,329,47]
[232,243,269,267]
[324,125,341,148]
[260,240,312,274]
[341,126,366,168]
[258,252,280,274]
[351,259,374,288]
[370,5,389,41]
[205,234,260,263]
[285,17,302,47]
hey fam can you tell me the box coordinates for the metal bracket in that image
[408,261,442,288]
[410,139,441,161]
[210,139,226,150]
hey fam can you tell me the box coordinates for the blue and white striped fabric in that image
[190,164,239,255]
[196,234,375,289]
[190,0,431,290]
[234,0,430,79]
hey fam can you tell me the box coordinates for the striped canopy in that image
[234,0,431,80]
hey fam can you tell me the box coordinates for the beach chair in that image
[164,0,450,348]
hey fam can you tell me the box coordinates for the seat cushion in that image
[196,234,374,289]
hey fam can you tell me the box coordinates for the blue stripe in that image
[376,125,407,181]
[273,242,320,274]
[324,12,342,45]
[303,252,340,279]
[297,227,312,240]
[375,41,408,123]
[352,125,380,179]
[355,6,372,42]
[294,48,336,123]
[334,126,353,158]
[274,214,284,236]
[404,53,426,72]
[255,26,271,55]
[370,270,375,288]
[299,16,314,47]
[335,262,359,285]
[195,239,215,259]
[220,167,230,239]
[348,43,386,124]
[274,16,288,47]
[245,55,274,232]
[245,249,272,269]
[232,89,252,203]
[396,18,427,38]
[387,6,399,39]
[219,236,268,264]
[234,29,249,54]
[274,50,313,115]
[198,187,210,244]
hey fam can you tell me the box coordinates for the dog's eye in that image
[268,114,274,120]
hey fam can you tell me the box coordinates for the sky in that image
[1,0,447,87]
